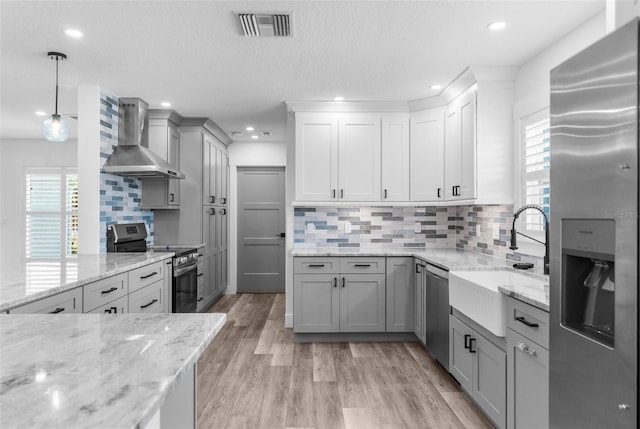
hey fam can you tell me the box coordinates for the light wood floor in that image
[197,293,494,429]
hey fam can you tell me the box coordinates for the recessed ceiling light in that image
[487,21,506,31]
[64,28,83,38]
[251,135,259,139]
[430,84,442,90]
[246,126,254,131]
[334,96,344,101]
[35,111,47,116]
[161,101,171,107]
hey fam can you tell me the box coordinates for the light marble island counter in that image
[0,312,226,429]
[291,247,549,310]
[0,253,174,312]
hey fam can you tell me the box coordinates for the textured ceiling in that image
[0,0,604,142]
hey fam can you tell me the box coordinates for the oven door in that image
[172,263,198,313]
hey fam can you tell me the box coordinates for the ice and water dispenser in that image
[562,219,615,348]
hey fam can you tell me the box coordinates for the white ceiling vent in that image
[238,13,291,37]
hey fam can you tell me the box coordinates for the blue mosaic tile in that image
[112,196,124,201]
[112,186,124,192]
[493,239,507,246]
[327,239,349,243]
[338,243,360,247]
[477,242,488,249]
[105,180,118,186]
[111,206,123,211]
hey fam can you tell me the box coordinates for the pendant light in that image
[42,51,70,142]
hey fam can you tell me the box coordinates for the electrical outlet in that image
[493,224,500,239]
[307,223,316,234]
[414,222,422,233]
[345,221,352,234]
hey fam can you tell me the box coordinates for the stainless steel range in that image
[107,223,198,313]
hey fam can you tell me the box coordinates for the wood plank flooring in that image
[197,293,494,429]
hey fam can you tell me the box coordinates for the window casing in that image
[521,109,550,234]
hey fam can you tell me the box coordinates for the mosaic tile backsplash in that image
[293,205,543,264]
[98,90,154,252]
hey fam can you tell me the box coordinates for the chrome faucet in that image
[510,204,550,275]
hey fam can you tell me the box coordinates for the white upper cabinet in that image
[410,107,444,201]
[294,113,339,201]
[382,115,410,201]
[338,115,381,201]
[445,89,477,201]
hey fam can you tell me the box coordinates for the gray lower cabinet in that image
[414,260,426,344]
[8,287,83,314]
[293,257,385,333]
[450,313,506,429]
[386,257,414,332]
[506,297,550,429]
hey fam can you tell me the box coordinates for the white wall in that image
[511,11,606,257]
[0,139,78,268]
[227,140,287,296]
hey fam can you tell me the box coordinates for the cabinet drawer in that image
[9,287,83,314]
[128,280,164,313]
[294,257,339,274]
[85,295,128,314]
[83,273,128,312]
[507,297,549,349]
[128,261,165,293]
[340,257,385,274]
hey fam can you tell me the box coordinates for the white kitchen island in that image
[0,312,226,428]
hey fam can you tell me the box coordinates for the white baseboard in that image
[285,312,293,328]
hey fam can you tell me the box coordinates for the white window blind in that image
[523,111,550,233]
[25,169,78,259]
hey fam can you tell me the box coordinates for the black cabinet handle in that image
[198,273,204,277]
[140,299,159,309]
[354,264,371,267]
[437,188,441,198]
[342,277,346,288]
[340,189,344,199]
[169,193,175,202]
[198,298,203,302]
[464,334,471,349]
[104,306,118,314]
[140,271,158,280]
[469,338,477,353]
[210,208,216,215]
[515,316,539,328]
[209,196,215,204]
[416,264,421,273]
[384,189,388,199]
[221,198,227,205]
[101,287,118,295]
[308,264,325,268]
[49,307,65,314]
[333,277,337,288]
[332,189,336,199]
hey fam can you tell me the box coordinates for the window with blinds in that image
[25,169,78,259]
[523,111,550,233]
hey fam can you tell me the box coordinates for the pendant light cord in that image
[54,55,59,116]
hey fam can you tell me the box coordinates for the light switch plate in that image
[414,222,422,233]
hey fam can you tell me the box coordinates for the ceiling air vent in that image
[261,131,271,136]
[239,13,291,37]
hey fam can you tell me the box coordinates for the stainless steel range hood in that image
[102,98,185,179]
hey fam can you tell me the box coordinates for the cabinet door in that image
[473,330,507,429]
[449,315,474,394]
[339,273,386,332]
[203,135,219,205]
[129,280,164,313]
[86,295,128,314]
[221,249,228,291]
[381,116,410,201]
[338,115,381,201]
[207,253,216,299]
[414,262,425,343]
[214,144,223,205]
[221,151,229,205]
[203,207,217,254]
[9,287,83,314]
[220,208,228,249]
[294,274,339,333]
[507,329,548,429]
[215,251,223,294]
[445,90,476,200]
[386,257,414,332]
[410,108,444,201]
[295,114,338,201]
[167,122,180,206]
[444,104,462,200]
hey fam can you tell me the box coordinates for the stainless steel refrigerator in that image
[549,18,638,428]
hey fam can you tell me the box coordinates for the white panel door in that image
[459,92,477,199]
[294,113,339,201]
[338,115,381,201]
[381,115,410,201]
[410,108,444,201]
[444,101,462,200]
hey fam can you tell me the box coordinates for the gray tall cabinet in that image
[153,117,231,311]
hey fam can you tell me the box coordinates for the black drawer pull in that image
[140,271,158,280]
[140,299,159,309]
[198,273,204,277]
[354,264,371,267]
[437,187,442,198]
[333,277,337,288]
[515,316,539,328]
[469,338,477,353]
[308,264,325,268]
[342,277,346,288]
[101,287,118,294]
[464,334,471,349]
[49,307,65,314]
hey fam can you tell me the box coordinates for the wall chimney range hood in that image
[102,97,185,179]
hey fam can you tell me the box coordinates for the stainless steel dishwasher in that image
[424,263,449,371]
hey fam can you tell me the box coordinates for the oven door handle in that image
[174,263,198,277]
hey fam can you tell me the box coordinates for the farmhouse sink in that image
[449,270,547,337]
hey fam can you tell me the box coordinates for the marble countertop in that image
[291,247,550,310]
[0,253,174,312]
[0,312,226,428]
[149,243,205,251]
